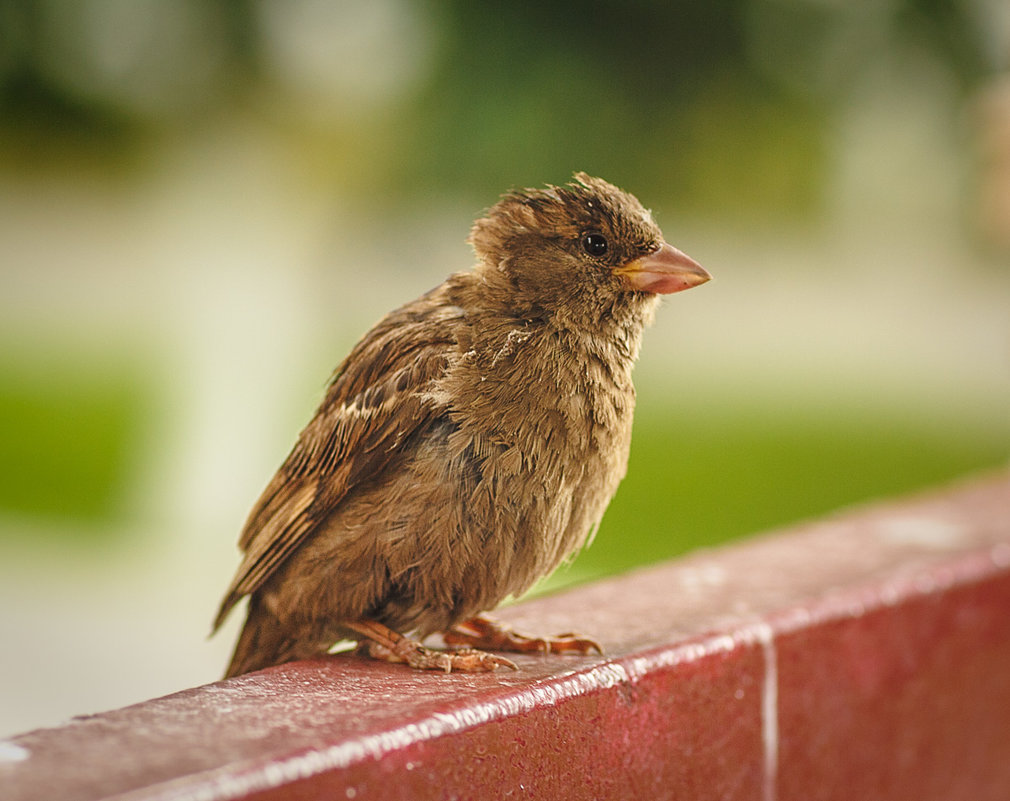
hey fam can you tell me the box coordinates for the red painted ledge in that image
[3,471,1010,801]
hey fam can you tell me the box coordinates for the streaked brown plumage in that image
[214,173,710,676]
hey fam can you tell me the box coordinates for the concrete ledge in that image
[3,471,1009,801]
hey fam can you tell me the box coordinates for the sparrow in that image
[214,173,710,677]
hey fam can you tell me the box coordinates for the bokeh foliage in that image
[0,354,147,529]
[0,0,1004,554]
[0,0,995,203]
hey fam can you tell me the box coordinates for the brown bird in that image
[214,173,710,677]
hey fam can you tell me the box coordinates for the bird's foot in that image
[443,615,603,655]
[364,640,517,673]
[346,619,517,673]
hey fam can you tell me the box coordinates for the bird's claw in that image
[363,638,517,673]
[444,615,603,655]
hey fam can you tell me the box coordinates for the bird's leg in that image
[345,620,517,673]
[443,615,603,655]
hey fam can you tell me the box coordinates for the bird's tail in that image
[222,597,324,679]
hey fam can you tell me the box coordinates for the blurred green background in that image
[1,0,1008,736]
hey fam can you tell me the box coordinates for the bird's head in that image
[469,173,710,322]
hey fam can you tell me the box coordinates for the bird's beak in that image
[615,242,711,294]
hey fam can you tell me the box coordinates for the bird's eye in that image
[581,233,609,257]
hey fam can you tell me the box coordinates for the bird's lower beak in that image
[615,242,711,294]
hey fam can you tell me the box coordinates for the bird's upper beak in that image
[615,242,711,294]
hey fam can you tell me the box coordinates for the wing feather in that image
[213,287,463,630]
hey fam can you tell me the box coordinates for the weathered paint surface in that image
[3,471,1009,801]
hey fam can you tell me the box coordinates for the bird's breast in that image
[429,324,640,596]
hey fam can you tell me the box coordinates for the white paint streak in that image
[755,622,778,801]
[623,629,752,680]
[0,740,30,763]
[877,516,967,549]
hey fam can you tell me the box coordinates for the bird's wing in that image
[213,291,462,630]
